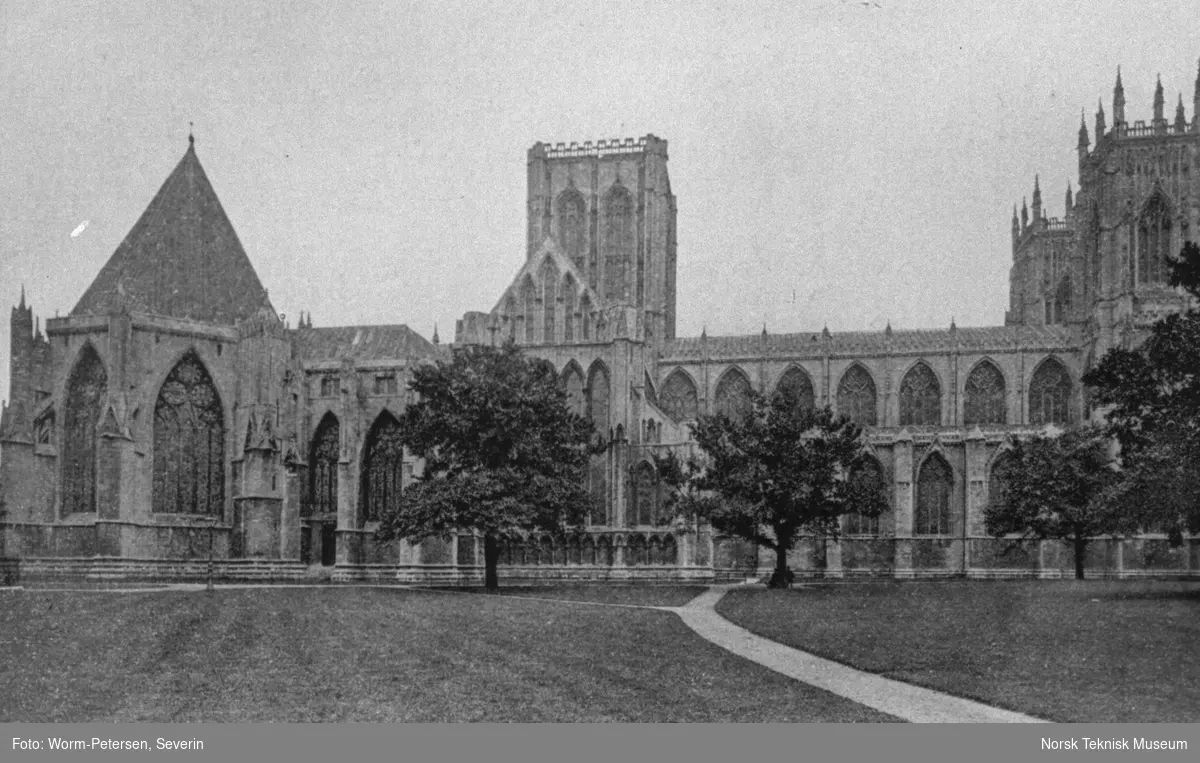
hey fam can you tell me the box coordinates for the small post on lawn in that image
[207,516,216,593]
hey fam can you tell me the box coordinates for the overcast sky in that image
[3,1,1198,402]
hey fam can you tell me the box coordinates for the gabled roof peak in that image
[72,140,274,324]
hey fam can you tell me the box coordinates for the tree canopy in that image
[659,385,886,588]
[1083,241,1200,541]
[374,342,598,590]
[983,426,1125,579]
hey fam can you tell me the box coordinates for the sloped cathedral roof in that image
[71,138,275,324]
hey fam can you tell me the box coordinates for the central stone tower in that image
[525,135,678,342]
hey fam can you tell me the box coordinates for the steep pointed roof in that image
[72,139,274,324]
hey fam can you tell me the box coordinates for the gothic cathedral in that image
[2,64,1199,583]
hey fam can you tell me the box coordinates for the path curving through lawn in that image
[670,586,1047,724]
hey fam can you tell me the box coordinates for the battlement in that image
[532,135,668,160]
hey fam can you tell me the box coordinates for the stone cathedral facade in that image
[2,63,1199,583]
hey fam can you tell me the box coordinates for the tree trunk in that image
[484,533,500,592]
[767,542,794,589]
[1073,536,1086,580]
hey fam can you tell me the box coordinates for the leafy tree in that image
[1083,241,1200,540]
[659,386,886,588]
[374,343,598,591]
[983,426,1125,580]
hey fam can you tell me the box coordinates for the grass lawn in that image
[0,587,897,722]
[715,580,1200,723]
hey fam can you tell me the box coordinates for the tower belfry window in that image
[1137,195,1172,284]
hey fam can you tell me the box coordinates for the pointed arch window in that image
[587,364,611,526]
[152,352,225,515]
[521,277,537,345]
[660,369,699,422]
[714,368,753,421]
[361,412,405,523]
[915,454,953,535]
[556,189,587,273]
[1028,358,1072,426]
[1046,276,1071,325]
[579,293,592,341]
[963,361,1006,427]
[630,461,658,527]
[588,364,611,435]
[541,260,558,345]
[602,184,635,303]
[307,413,339,517]
[504,295,517,343]
[62,345,107,515]
[899,362,941,427]
[988,453,1016,514]
[561,364,585,416]
[845,457,886,535]
[1137,194,1172,284]
[837,365,877,427]
[774,366,815,414]
[562,276,576,342]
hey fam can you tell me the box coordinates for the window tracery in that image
[837,365,877,427]
[714,369,752,421]
[602,184,634,303]
[1028,358,1071,426]
[62,346,106,515]
[362,413,404,523]
[660,369,698,422]
[307,413,339,517]
[963,361,1006,426]
[152,353,224,515]
[914,454,952,535]
[899,362,941,427]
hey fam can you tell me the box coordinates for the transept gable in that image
[72,140,275,325]
[490,237,602,315]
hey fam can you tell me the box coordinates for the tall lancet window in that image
[541,259,558,345]
[562,275,576,342]
[62,345,107,516]
[361,412,405,523]
[556,189,587,274]
[602,183,635,303]
[521,276,537,345]
[915,454,953,536]
[153,352,225,515]
[307,413,339,517]
[587,362,611,526]
[1137,194,1172,284]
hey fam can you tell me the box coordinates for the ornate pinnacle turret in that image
[1194,58,1200,133]
[1153,74,1165,123]
[1021,197,1029,229]
[1065,181,1074,212]
[18,283,25,311]
[1113,67,1126,125]
[1031,176,1042,221]
[432,323,440,345]
[1011,204,1019,235]
[1096,98,1106,137]
[1176,94,1187,131]
[1078,110,1089,149]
